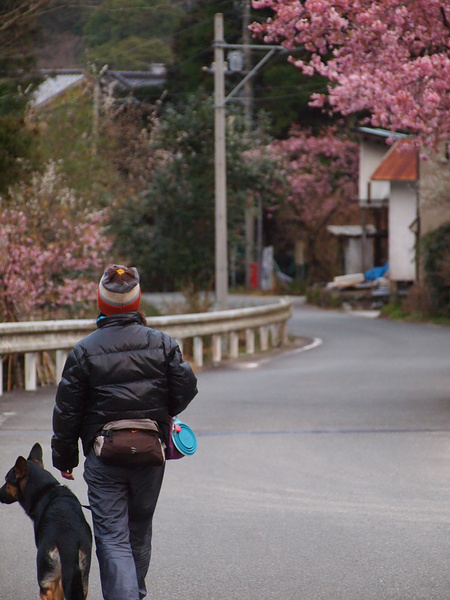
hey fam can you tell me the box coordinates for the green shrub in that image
[422,222,450,311]
[306,286,342,308]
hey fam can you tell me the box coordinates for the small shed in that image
[328,224,377,275]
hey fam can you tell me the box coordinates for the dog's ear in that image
[14,456,28,480]
[28,443,44,467]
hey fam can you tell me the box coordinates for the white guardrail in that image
[0,298,293,395]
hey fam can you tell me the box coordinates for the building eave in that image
[370,139,418,182]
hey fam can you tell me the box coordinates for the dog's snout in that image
[0,482,18,504]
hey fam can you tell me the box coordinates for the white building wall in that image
[388,182,417,281]
[359,141,390,202]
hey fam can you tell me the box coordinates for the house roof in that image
[31,73,85,107]
[358,126,410,140]
[370,139,418,182]
[31,66,167,108]
[105,68,166,90]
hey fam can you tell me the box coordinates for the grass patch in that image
[380,303,450,326]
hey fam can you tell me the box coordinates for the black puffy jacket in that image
[51,312,198,471]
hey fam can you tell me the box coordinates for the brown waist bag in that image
[94,419,165,466]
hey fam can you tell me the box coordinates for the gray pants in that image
[84,451,165,600]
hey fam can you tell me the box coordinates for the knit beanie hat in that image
[98,265,141,315]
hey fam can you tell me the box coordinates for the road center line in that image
[198,428,450,437]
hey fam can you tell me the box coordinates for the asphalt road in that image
[1,304,450,600]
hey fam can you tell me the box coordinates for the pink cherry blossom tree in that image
[251,0,450,150]
[269,126,359,280]
[0,161,112,321]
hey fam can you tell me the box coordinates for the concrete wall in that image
[388,182,417,281]
[419,147,450,236]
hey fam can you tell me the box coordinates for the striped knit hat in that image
[98,265,141,315]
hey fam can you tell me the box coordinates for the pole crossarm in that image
[223,48,276,105]
[213,42,286,51]
[212,41,287,108]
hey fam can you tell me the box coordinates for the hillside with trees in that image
[1,0,448,322]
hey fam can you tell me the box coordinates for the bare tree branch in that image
[0,0,54,33]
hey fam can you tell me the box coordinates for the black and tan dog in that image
[0,443,92,600]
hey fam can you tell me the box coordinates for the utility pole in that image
[242,0,253,124]
[212,13,284,309]
[214,13,228,310]
[242,0,255,290]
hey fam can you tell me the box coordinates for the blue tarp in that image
[365,262,389,281]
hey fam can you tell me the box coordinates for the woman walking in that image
[52,264,198,600]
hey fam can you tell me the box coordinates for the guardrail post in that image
[0,356,3,397]
[193,336,203,367]
[25,352,37,391]
[245,328,255,355]
[260,326,269,351]
[229,331,239,359]
[56,350,68,382]
[270,324,279,347]
[212,334,222,363]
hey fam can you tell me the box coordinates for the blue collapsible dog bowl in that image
[172,417,197,456]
